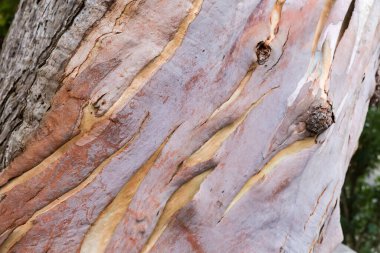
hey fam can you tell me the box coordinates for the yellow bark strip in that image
[80,133,172,253]
[0,134,82,195]
[209,63,257,120]
[224,138,315,214]
[0,131,142,253]
[288,0,339,106]
[182,88,275,170]
[106,0,203,116]
[140,89,276,252]
[265,0,286,45]
[81,0,204,132]
[311,0,336,54]
[141,170,212,253]
[0,0,203,195]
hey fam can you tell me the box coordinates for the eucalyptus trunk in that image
[0,0,379,252]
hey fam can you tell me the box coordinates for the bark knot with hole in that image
[255,41,272,65]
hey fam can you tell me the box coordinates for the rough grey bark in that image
[0,0,115,169]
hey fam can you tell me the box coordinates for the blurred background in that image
[0,1,379,252]
[341,105,380,253]
[0,0,18,48]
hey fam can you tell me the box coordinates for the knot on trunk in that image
[255,41,271,65]
[305,102,334,135]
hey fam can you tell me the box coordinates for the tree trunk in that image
[0,0,379,252]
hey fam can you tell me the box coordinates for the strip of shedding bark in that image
[80,127,177,253]
[0,0,202,191]
[0,2,207,247]
[208,63,257,120]
[170,87,279,183]
[0,112,149,244]
[336,0,355,48]
[311,0,336,54]
[224,138,315,214]
[288,0,340,107]
[101,0,204,118]
[0,118,147,253]
[141,169,213,253]
[265,0,286,45]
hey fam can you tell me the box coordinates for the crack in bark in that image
[308,182,339,252]
[336,0,355,49]
[304,184,329,230]
[68,0,143,80]
[266,28,290,73]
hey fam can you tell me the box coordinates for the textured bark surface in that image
[0,0,379,252]
[0,0,115,169]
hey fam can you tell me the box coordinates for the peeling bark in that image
[0,0,116,169]
[0,0,379,252]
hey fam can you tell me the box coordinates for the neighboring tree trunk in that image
[0,0,379,252]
